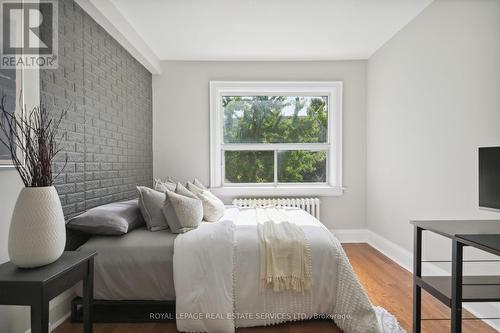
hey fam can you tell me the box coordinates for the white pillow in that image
[193,178,207,190]
[186,182,224,222]
[176,182,198,199]
[137,186,169,231]
[154,178,176,192]
[162,190,203,233]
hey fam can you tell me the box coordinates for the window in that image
[210,81,343,196]
[0,9,23,167]
[0,68,18,165]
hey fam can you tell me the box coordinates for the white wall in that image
[367,0,500,259]
[153,61,367,229]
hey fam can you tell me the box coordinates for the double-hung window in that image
[209,81,343,196]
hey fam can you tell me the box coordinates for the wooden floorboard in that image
[54,243,496,333]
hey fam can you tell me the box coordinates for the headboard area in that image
[40,0,153,221]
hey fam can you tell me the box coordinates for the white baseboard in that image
[332,228,500,331]
[23,311,70,333]
[331,229,368,243]
[23,289,74,333]
[365,230,413,273]
[50,311,71,332]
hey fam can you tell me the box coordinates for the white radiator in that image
[232,197,321,220]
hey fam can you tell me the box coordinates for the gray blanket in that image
[77,227,176,300]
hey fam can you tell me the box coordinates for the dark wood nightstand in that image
[0,251,97,333]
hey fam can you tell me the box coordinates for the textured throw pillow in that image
[162,190,203,233]
[137,186,169,231]
[67,199,145,235]
[186,182,225,222]
[175,182,198,199]
[154,178,176,193]
[193,178,207,190]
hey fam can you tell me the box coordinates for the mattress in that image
[76,227,177,301]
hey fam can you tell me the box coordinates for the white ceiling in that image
[98,0,433,62]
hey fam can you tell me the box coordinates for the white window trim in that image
[0,9,40,168]
[209,81,343,197]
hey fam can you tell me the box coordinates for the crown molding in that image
[75,0,161,74]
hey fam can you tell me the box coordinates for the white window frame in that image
[0,7,39,168]
[209,81,343,197]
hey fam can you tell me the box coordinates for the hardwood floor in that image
[54,243,496,333]
[344,244,495,333]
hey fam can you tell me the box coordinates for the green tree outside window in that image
[223,96,328,183]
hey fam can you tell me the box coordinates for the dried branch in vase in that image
[0,95,68,187]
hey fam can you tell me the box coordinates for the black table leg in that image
[451,239,463,333]
[83,258,94,333]
[31,292,49,333]
[413,226,422,333]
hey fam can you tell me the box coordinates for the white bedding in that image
[174,206,404,333]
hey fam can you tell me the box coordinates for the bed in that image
[72,205,403,333]
[76,227,176,301]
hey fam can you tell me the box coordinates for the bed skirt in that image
[70,297,176,323]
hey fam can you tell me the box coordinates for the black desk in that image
[411,220,500,333]
[456,234,500,257]
[0,251,96,333]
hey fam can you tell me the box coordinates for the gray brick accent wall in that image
[40,0,153,218]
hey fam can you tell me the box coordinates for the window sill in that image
[210,185,344,198]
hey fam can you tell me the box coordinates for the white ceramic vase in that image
[8,186,66,268]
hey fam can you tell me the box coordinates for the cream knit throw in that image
[256,207,312,292]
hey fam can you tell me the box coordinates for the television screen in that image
[479,147,500,210]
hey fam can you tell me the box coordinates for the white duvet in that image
[173,206,404,333]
